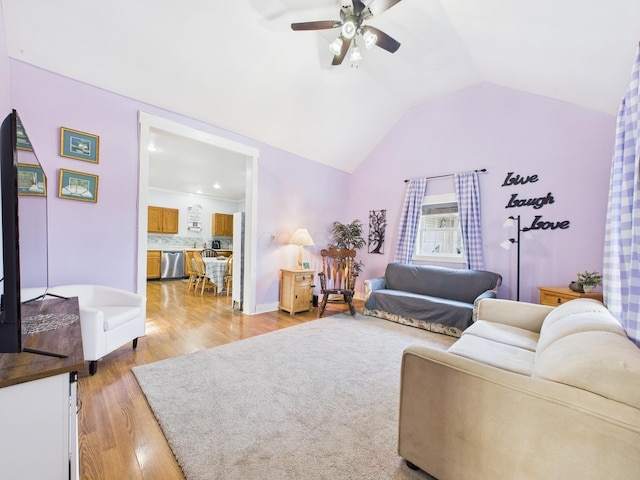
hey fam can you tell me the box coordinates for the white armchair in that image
[45,284,146,375]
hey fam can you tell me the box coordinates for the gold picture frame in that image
[58,168,98,203]
[60,127,99,163]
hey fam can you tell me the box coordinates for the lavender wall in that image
[350,83,617,303]
[6,60,350,307]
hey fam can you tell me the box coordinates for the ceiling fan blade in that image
[362,26,401,53]
[367,0,402,16]
[352,0,366,14]
[291,20,341,31]
[332,37,352,66]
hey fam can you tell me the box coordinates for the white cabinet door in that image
[0,373,77,479]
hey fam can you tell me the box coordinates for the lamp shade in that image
[290,228,315,247]
[500,239,514,250]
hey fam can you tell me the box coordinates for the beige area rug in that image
[133,314,455,480]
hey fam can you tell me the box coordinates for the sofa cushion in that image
[537,310,627,355]
[384,263,501,304]
[448,334,536,375]
[366,289,475,332]
[464,320,539,351]
[534,331,640,409]
[100,306,143,331]
[540,298,610,334]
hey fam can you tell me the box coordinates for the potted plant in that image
[575,271,602,293]
[328,219,366,275]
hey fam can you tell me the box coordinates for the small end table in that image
[537,286,603,307]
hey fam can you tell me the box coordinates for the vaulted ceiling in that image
[2,0,640,175]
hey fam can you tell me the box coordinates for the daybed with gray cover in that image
[363,263,502,337]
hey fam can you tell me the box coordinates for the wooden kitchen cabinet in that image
[148,206,179,234]
[212,213,233,236]
[147,250,161,279]
[537,286,603,307]
[279,269,315,315]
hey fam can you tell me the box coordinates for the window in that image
[413,193,464,263]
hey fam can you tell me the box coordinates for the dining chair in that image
[185,250,199,291]
[191,251,216,295]
[223,255,233,296]
[318,247,357,317]
[201,248,218,257]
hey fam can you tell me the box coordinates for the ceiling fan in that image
[291,0,402,66]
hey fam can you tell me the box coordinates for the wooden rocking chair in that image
[318,248,357,317]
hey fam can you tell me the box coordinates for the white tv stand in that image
[0,297,83,480]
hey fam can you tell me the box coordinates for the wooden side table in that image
[537,286,603,307]
[279,269,315,315]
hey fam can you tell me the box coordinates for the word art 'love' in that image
[522,215,570,231]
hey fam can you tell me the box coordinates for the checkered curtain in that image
[455,171,485,270]
[393,178,427,263]
[603,43,640,346]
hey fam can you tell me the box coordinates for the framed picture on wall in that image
[60,127,100,163]
[58,168,98,203]
[17,163,46,196]
[302,261,311,270]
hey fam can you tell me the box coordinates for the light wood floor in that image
[78,279,362,480]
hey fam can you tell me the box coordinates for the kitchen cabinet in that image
[148,206,179,234]
[279,269,315,315]
[147,250,161,279]
[212,213,233,236]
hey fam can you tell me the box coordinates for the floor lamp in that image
[501,215,522,301]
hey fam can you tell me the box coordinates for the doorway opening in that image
[136,112,259,313]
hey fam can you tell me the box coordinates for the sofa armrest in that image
[77,306,107,361]
[472,290,498,321]
[476,298,553,333]
[363,277,385,300]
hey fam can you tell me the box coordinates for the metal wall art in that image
[368,209,386,254]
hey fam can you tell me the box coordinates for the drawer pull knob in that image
[557,298,562,304]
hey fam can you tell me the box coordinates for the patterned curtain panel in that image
[455,171,485,270]
[393,178,427,264]
[603,43,640,347]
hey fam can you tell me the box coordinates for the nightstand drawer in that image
[294,273,313,284]
[539,291,572,306]
[538,286,603,307]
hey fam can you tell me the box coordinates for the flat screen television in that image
[0,110,49,353]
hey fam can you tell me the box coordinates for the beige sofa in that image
[398,297,640,480]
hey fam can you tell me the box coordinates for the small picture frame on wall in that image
[58,168,98,203]
[17,164,46,196]
[302,261,311,270]
[60,127,99,163]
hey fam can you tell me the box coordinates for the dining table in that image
[202,257,229,293]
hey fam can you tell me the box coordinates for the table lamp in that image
[290,228,315,269]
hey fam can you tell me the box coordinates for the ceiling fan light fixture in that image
[350,45,362,62]
[341,18,357,39]
[329,37,344,55]
[363,29,377,49]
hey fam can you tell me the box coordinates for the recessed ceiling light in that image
[148,145,159,152]
[213,183,221,189]
[195,189,203,195]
